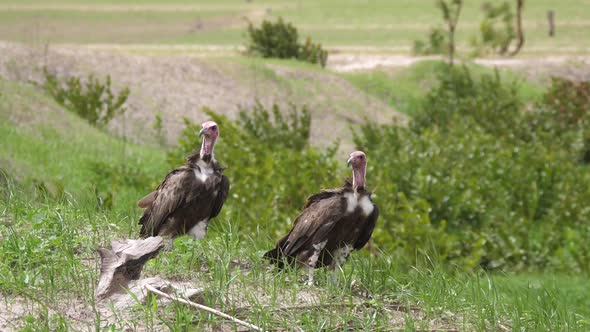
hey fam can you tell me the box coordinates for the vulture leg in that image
[188,220,208,241]
[304,240,327,286]
[332,265,340,285]
[331,244,353,285]
[306,267,315,286]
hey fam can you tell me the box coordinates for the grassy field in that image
[1,70,590,331]
[0,0,589,53]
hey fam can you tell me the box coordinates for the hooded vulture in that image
[138,121,229,240]
[264,151,378,285]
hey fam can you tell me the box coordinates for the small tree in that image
[471,0,525,57]
[439,0,463,66]
[43,68,129,128]
[413,0,463,65]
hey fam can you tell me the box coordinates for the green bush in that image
[354,65,590,273]
[470,1,516,56]
[246,17,328,67]
[43,68,130,128]
[413,65,523,137]
[169,104,339,237]
[413,27,447,56]
[298,37,328,68]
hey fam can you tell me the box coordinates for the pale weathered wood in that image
[109,276,205,310]
[145,284,264,332]
[95,236,165,300]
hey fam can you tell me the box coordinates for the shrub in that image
[169,104,339,236]
[298,37,328,68]
[532,77,590,163]
[246,17,328,67]
[354,65,590,273]
[412,65,523,138]
[43,68,130,128]
[413,27,447,56]
[470,1,516,56]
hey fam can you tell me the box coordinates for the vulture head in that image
[347,151,367,191]
[199,121,219,160]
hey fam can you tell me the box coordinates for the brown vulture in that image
[138,121,229,240]
[264,151,378,285]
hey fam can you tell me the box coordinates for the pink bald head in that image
[199,121,219,158]
[347,151,367,191]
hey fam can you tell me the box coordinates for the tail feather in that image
[263,247,288,270]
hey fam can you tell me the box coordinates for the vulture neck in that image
[199,136,216,163]
[352,163,366,193]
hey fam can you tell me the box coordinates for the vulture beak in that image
[347,157,352,167]
[199,128,205,137]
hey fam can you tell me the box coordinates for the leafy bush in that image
[532,77,590,163]
[298,37,328,68]
[354,65,590,273]
[87,158,158,210]
[169,104,339,236]
[413,65,523,137]
[239,102,311,150]
[43,68,130,128]
[413,28,447,56]
[246,18,328,67]
[470,1,516,56]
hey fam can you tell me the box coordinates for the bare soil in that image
[0,42,403,153]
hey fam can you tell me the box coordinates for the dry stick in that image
[144,284,264,332]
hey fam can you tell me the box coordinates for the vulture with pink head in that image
[138,121,229,240]
[264,151,379,285]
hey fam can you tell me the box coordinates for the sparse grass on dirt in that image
[1,76,590,331]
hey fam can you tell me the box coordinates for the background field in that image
[1,0,589,53]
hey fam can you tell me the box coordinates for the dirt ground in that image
[0,42,404,152]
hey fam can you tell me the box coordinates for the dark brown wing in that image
[353,200,378,249]
[139,167,200,237]
[303,179,352,209]
[277,194,347,258]
[137,191,156,208]
[209,174,229,219]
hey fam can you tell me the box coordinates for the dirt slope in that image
[0,42,404,152]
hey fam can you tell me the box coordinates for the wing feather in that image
[139,168,199,237]
[280,195,346,257]
[209,174,229,219]
[353,202,379,250]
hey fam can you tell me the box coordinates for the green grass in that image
[1,76,589,331]
[342,60,545,116]
[0,0,589,53]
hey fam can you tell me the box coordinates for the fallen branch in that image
[144,284,264,332]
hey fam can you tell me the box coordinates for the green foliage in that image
[169,103,339,236]
[413,27,447,55]
[355,65,590,273]
[246,17,328,67]
[413,0,462,61]
[238,102,311,150]
[298,37,328,68]
[470,1,516,56]
[43,68,130,128]
[152,112,166,147]
[413,65,523,137]
[86,159,157,210]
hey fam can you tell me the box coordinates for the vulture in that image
[138,121,229,241]
[264,151,378,285]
